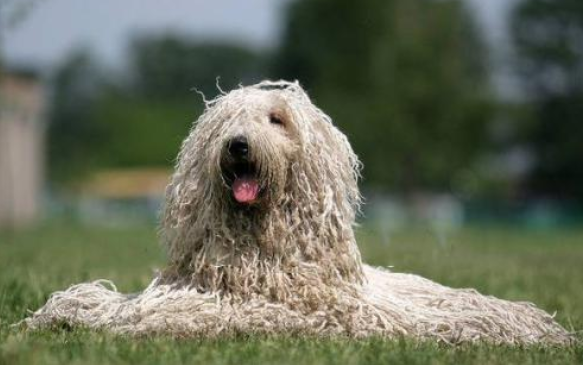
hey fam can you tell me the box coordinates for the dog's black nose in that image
[228,136,249,158]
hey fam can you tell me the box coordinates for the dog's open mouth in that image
[222,162,262,205]
[233,175,260,204]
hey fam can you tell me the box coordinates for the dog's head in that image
[167,81,360,217]
[162,81,363,286]
[216,90,298,209]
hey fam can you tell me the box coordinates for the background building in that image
[0,69,45,229]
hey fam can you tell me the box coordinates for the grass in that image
[0,222,582,364]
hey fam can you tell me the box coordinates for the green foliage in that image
[129,34,268,98]
[512,0,583,97]
[275,0,493,192]
[91,96,199,168]
[511,0,583,201]
[47,50,109,183]
[1,224,582,364]
[47,38,266,184]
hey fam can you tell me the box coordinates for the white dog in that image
[27,81,571,345]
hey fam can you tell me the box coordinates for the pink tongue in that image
[233,177,260,203]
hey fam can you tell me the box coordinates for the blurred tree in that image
[90,94,196,168]
[48,35,268,184]
[511,0,583,201]
[275,0,493,193]
[130,34,268,99]
[48,49,108,184]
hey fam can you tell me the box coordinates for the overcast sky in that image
[3,0,514,66]
[1,0,520,97]
[2,0,288,68]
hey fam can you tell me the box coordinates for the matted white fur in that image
[25,81,572,345]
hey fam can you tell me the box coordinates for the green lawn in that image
[1,223,582,364]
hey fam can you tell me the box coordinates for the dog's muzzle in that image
[222,136,261,205]
[228,136,249,160]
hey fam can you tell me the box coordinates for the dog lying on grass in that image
[26,80,573,345]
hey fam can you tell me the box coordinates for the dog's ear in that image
[289,104,362,224]
[160,123,208,256]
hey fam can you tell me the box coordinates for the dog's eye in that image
[269,114,285,126]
